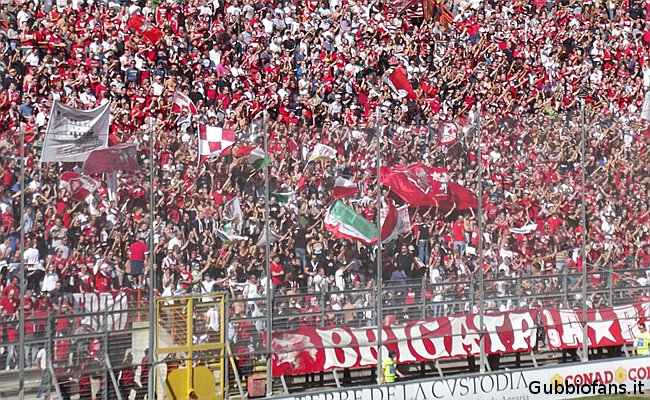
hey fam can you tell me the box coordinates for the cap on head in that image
[388,350,397,358]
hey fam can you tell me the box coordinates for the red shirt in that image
[270,262,284,285]
[129,241,148,261]
[452,221,466,242]
[94,272,112,292]
[0,296,17,314]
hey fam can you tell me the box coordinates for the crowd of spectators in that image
[0,0,649,378]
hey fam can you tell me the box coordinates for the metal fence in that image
[0,267,647,398]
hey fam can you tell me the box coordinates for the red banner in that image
[541,302,650,349]
[270,303,650,376]
[271,310,538,376]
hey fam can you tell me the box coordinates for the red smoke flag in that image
[198,125,236,164]
[386,66,417,100]
[172,90,198,115]
[332,176,359,199]
[83,143,140,175]
[127,14,163,45]
[60,172,100,202]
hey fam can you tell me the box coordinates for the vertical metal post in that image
[18,123,25,400]
[263,113,273,397]
[563,270,569,306]
[580,101,588,362]
[187,297,194,394]
[148,118,157,400]
[375,107,384,385]
[476,105,486,373]
[47,314,63,400]
[222,295,229,398]
[608,269,614,306]
[103,308,109,400]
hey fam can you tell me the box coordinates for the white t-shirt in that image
[24,247,40,268]
[36,348,47,370]
[206,308,220,332]
[335,268,345,291]
[42,272,59,292]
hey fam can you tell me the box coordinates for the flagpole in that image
[580,100,588,362]
[476,104,486,374]
[148,117,156,400]
[375,107,383,386]
[263,113,273,397]
[18,122,25,400]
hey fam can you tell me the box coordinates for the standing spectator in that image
[119,352,136,400]
[452,216,467,258]
[35,346,50,400]
[128,233,149,290]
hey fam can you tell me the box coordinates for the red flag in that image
[127,14,163,45]
[380,162,477,210]
[448,182,479,210]
[332,176,359,199]
[233,145,257,158]
[387,67,417,100]
[60,172,100,202]
[82,143,140,175]
[172,90,197,114]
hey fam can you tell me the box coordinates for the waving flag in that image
[172,90,198,115]
[255,230,281,247]
[198,125,235,164]
[83,143,140,174]
[332,177,359,199]
[439,122,458,146]
[324,200,409,245]
[308,143,337,163]
[384,66,417,100]
[217,227,248,244]
[223,197,243,233]
[235,146,269,171]
[271,189,296,203]
[381,163,477,210]
[60,172,100,202]
[324,200,377,245]
[41,101,110,163]
[127,14,163,45]
[380,199,411,243]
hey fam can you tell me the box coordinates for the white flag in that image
[217,228,248,244]
[223,197,243,234]
[308,143,337,163]
[255,229,281,247]
[642,91,650,121]
[42,101,111,162]
[509,223,538,235]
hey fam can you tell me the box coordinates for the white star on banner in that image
[588,310,616,345]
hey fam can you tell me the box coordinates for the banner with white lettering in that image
[72,291,129,331]
[541,302,650,349]
[42,101,111,162]
[271,310,538,376]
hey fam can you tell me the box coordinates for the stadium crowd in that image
[0,0,649,383]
